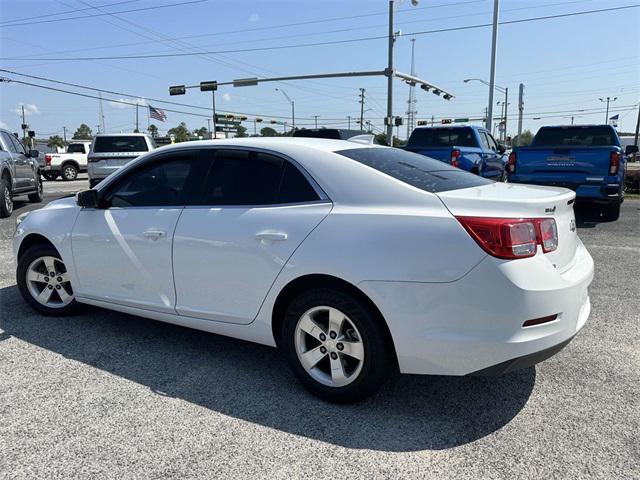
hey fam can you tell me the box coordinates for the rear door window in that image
[337,147,492,193]
[93,136,149,153]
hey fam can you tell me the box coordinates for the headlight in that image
[16,211,30,227]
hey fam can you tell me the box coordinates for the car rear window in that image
[533,126,617,147]
[407,127,478,148]
[336,147,492,193]
[93,136,148,153]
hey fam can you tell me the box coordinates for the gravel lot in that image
[1,180,638,479]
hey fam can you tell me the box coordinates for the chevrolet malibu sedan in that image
[14,137,593,402]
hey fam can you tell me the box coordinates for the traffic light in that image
[169,85,186,96]
[200,81,218,92]
[417,120,428,126]
[441,119,452,124]
[394,116,403,126]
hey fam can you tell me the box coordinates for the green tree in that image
[167,122,190,142]
[193,126,209,138]
[260,126,278,137]
[513,129,534,146]
[47,135,65,149]
[235,124,248,138]
[148,124,158,138]
[72,123,92,140]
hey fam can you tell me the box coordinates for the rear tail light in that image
[507,151,516,173]
[456,216,558,260]
[45,154,52,166]
[450,148,461,168]
[609,151,620,175]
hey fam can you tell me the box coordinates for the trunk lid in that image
[515,146,615,176]
[436,182,578,270]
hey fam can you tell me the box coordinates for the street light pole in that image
[313,115,319,128]
[275,88,295,131]
[487,0,500,132]
[385,0,395,146]
[599,96,617,123]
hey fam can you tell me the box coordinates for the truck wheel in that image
[0,177,13,218]
[602,201,620,221]
[28,176,44,203]
[499,170,508,182]
[42,172,57,181]
[62,164,78,181]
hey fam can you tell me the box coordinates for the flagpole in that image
[147,105,150,132]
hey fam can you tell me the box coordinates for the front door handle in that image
[143,229,166,239]
[256,231,288,242]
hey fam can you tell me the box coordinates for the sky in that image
[0,0,639,141]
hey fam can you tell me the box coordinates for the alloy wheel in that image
[3,185,12,214]
[294,306,365,388]
[25,256,74,308]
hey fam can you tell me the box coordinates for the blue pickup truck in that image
[403,125,507,180]
[507,125,638,221]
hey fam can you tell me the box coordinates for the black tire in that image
[0,176,13,218]
[41,172,57,181]
[61,163,78,181]
[499,170,508,182]
[602,200,620,221]
[281,288,395,403]
[16,244,80,316]
[28,175,43,203]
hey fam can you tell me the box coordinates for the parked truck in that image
[43,141,91,181]
[403,125,507,180]
[507,125,638,221]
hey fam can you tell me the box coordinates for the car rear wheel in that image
[62,164,78,181]
[42,172,57,181]
[281,288,394,403]
[17,244,80,316]
[602,200,620,221]
[0,177,13,218]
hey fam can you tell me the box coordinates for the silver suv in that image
[0,128,43,217]
[88,133,155,188]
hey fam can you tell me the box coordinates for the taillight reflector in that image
[45,154,52,166]
[507,151,516,173]
[609,151,620,175]
[451,148,461,168]
[456,216,558,260]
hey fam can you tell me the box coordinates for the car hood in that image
[41,195,79,210]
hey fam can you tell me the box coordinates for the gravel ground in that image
[0,183,638,479]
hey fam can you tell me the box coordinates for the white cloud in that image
[11,103,39,115]
[222,93,232,102]
[109,97,147,109]
[0,120,7,129]
[249,13,260,22]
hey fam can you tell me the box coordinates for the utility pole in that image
[347,116,352,129]
[503,87,508,143]
[313,115,319,128]
[62,126,67,144]
[211,91,217,139]
[98,92,105,133]
[431,114,434,126]
[599,96,617,123]
[359,88,366,130]
[406,38,417,139]
[486,0,500,132]
[21,105,27,142]
[385,0,396,146]
[207,118,211,136]
[634,101,640,152]
[135,103,139,132]
[516,83,524,146]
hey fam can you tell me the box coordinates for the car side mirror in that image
[29,150,40,158]
[625,145,639,155]
[76,189,99,208]
[497,144,506,154]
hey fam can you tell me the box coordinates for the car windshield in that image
[336,147,492,193]
[93,136,148,153]
[408,128,477,148]
[533,127,617,147]
[67,144,85,153]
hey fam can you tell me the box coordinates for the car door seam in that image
[170,206,186,316]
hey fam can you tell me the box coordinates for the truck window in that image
[533,126,617,147]
[93,136,149,153]
[408,128,477,148]
[336,147,492,193]
[67,144,86,154]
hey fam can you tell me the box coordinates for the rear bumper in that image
[359,240,594,376]
[509,175,621,203]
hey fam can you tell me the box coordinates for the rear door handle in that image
[255,231,288,242]
[143,229,166,239]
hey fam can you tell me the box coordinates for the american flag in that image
[149,105,167,122]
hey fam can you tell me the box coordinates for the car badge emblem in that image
[545,206,556,214]
[569,219,576,232]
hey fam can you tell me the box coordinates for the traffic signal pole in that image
[486,0,500,132]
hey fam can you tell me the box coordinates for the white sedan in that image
[14,137,593,402]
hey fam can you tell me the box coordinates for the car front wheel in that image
[281,288,395,403]
[17,244,79,316]
[0,177,12,218]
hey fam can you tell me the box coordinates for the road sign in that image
[454,118,469,123]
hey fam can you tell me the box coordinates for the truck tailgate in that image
[516,147,614,176]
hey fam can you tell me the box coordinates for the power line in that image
[3,4,636,61]
[0,0,139,25]
[0,0,209,27]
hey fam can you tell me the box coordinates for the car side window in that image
[104,152,198,208]
[478,132,492,151]
[9,135,27,155]
[203,150,284,205]
[277,162,320,203]
[1,133,18,154]
[485,132,499,151]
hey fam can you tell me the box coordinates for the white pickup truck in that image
[43,141,91,181]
